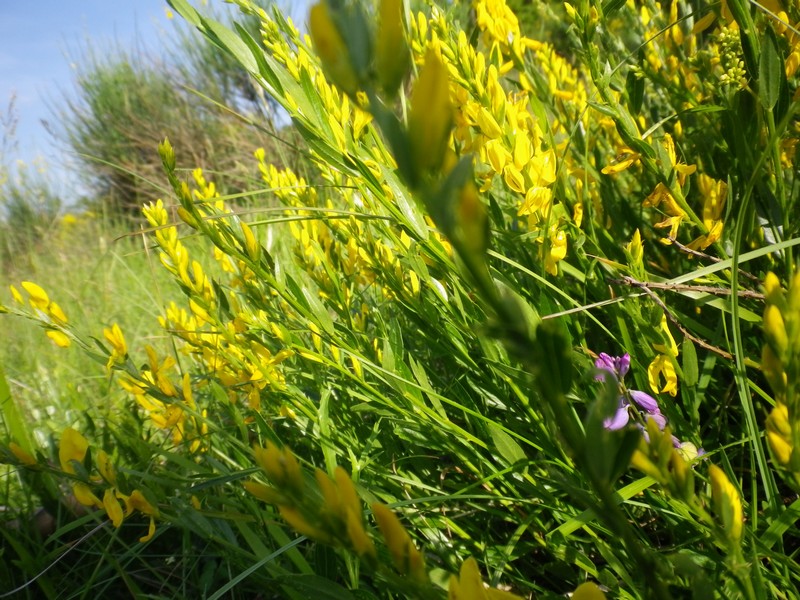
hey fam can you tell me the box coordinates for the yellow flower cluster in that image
[761,271,800,488]
[9,281,70,348]
[245,442,378,559]
[648,314,679,397]
[256,158,421,313]
[143,173,291,414]
[59,427,159,542]
[245,442,525,595]
[641,134,696,242]
[120,355,208,453]
[413,1,567,274]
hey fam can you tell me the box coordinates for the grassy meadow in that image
[3,0,800,598]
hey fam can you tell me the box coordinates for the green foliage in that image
[0,96,63,269]
[4,0,800,598]
[53,7,301,217]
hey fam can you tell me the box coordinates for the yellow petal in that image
[104,488,124,528]
[9,442,37,466]
[59,427,89,474]
[140,517,156,543]
[73,482,102,508]
[21,281,49,310]
[46,330,71,348]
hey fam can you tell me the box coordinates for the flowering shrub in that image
[3,0,800,597]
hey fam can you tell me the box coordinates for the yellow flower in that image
[244,481,285,504]
[653,314,678,357]
[601,151,640,175]
[572,582,607,600]
[125,489,160,517]
[625,229,643,266]
[103,323,128,369]
[764,304,789,359]
[449,557,524,599]
[21,281,49,311]
[9,285,24,304]
[72,482,102,508]
[662,133,696,185]
[253,442,305,497]
[103,488,124,528]
[372,502,426,582]
[766,403,792,465]
[648,354,678,396]
[645,184,686,241]
[545,225,567,276]
[709,464,743,544]
[46,330,71,348]
[8,442,37,467]
[688,175,727,250]
[59,427,89,474]
[140,517,157,543]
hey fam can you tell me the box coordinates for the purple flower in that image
[595,352,667,432]
[595,352,630,382]
[604,389,666,431]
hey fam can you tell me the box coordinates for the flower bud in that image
[408,49,452,178]
[764,272,785,307]
[766,402,792,465]
[761,344,787,396]
[372,502,426,581]
[309,2,360,96]
[764,304,789,359]
[709,465,743,545]
[375,0,410,96]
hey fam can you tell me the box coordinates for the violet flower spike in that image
[604,389,665,431]
[595,352,667,432]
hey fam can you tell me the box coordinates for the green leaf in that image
[201,16,259,76]
[625,70,645,116]
[682,338,699,387]
[602,0,628,16]
[759,26,783,110]
[488,422,527,465]
[0,361,34,455]
[760,497,800,550]
[167,0,202,27]
[278,574,360,600]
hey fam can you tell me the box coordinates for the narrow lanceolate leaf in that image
[759,26,782,110]
[682,338,698,387]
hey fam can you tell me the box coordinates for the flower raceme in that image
[596,352,702,458]
[9,281,71,348]
[595,352,666,431]
[57,427,159,542]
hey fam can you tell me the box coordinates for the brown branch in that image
[665,236,762,284]
[608,276,764,301]
[610,276,734,360]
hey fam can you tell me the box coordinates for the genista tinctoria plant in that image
[4,0,800,597]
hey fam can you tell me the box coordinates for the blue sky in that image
[0,0,307,199]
